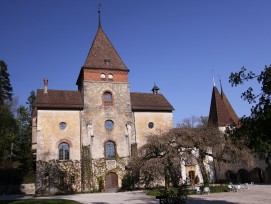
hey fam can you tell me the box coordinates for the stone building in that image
[32,18,173,194]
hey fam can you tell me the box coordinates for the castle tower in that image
[208,83,239,131]
[76,19,135,191]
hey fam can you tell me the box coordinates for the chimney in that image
[44,78,48,94]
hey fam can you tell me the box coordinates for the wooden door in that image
[105,172,118,189]
[189,171,195,185]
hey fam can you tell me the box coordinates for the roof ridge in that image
[37,89,80,92]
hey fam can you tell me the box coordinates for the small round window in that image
[59,122,67,130]
[105,120,114,131]
[148,122,154,129]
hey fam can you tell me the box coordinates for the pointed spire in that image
[83,27,128,70]
[98,0,101,27]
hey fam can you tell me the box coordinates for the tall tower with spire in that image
[76,6,135,192]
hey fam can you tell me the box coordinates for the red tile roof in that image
[36,89,83,109]
[208,86,239,127]
[130,92,174,111]
[83,27,128,71]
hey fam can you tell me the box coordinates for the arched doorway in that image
[225,170,237,183]
[250,167,264,183]
[237,169,250,183]
[188,171,195,185]
[105,172,118,190]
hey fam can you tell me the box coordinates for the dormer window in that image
[100,73,106,80]
[108,74,113,81]
[104,59,110,66]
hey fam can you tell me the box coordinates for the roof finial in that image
[219,74,223,94]
[152,82,160,94]
[212,69,216,87]
[98,0,101,27]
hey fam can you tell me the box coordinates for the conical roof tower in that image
[83,26,128,71]
[208,84,239,127]
[76,9,129,87]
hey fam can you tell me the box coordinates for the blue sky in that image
[1,0,270,125]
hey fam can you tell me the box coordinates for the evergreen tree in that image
[26,91,36,124]
[0,105,18,166]
[0,60,13,105]
[15,105,32,171]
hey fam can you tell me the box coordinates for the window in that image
[108,74,113,81]
[105,120,114,131]
[105,141,116,159]
[59,142,70,160]
[101,73,106,80]
[59,122,67,130]
[148,122,154,129]
[103,91,113,106]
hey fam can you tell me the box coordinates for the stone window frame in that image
[104,140,116,160]
[102,91,114,106]
[58,142,70,160]
[56,139,73,160]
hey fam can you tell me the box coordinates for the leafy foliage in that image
[229,65,271,156]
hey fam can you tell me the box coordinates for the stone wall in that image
[81,80,134,189]
[81,81,134,158]
[36,160,81,195]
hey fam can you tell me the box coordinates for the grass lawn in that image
[0,199,81,204]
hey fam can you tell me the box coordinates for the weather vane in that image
[98,0,101,27]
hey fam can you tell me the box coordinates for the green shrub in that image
[121,173,133,190]
[209,185,228,193]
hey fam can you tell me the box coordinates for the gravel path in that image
[1,185,270,204]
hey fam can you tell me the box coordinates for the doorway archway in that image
[105,172,118,190]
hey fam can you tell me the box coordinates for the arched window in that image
[100,73,106,80]
[103,91,113,106]
[105,141,116,159]
[108,73,113,81]
[59,142,70,160]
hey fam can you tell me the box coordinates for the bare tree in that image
[177,116,208,128]
[128,126,253,188]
